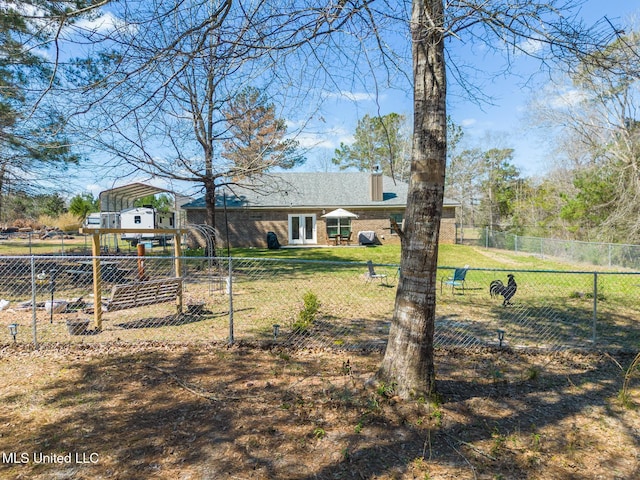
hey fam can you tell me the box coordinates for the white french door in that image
[288,214,317,245]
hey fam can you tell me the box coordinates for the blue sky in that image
[447,1,640,177]
[294,0,640,180]
[69,1,640,198]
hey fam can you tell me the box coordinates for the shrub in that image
[293,291,320,332]
[38,213,81,232]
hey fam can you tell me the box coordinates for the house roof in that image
[182,172,459,210]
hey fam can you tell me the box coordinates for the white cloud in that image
[295,127,353,150]
[74,11,131,35]
[547,89,588,109]
[517,37,545,56]
[324,91,380,102]
[85,183,103,196]
[460,118,477,127]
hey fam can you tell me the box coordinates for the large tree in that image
[377,0,447,397]
[481,148,521,230]
[332,113,411,181]
[377,0,616,398]
[222,87,304,180]
[66,2,305,234]
[0,1,86,221]
[69,192,99,221]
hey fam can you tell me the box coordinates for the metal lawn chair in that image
[365,260,388,285]
[440,265,469,294]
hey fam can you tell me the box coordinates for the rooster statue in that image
[489,274,517,306]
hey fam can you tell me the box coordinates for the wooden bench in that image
[101,277,183,312]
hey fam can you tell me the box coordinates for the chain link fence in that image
[1,255,639,352]
[481,228,640,270]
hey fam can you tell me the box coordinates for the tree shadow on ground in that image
[0,345,637,480]
[114,311,224,329]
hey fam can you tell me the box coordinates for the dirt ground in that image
[0,343,638,480]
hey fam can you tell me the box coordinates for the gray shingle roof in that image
[182,172,457,209]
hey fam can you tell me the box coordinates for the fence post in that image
[515,235,518,252]
[228,257,234,345]
[592,272,598,344]
[30,256,38,347]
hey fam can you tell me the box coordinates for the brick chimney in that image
[369,167,383,202]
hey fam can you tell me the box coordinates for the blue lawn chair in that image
[440,265,469,294]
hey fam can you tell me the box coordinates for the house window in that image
[389,213,403,234]
[134,215,142,224]
[304,216,313,240]
[291,216,300,240]
[326,218,352,238]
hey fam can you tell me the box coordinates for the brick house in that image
[181,172,459,248]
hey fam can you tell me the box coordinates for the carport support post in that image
[91,232,103,330]
[174,232,183,314]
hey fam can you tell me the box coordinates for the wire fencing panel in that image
[228,258,396,350]
[484,229,640,270]
[437,268,640,351]
[1,255,639,352]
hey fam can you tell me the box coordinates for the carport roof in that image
[99,183,175,212]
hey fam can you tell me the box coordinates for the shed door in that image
[288,214,316,245]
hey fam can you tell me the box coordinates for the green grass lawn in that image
[229,243,618,272]
[2,241,639,350]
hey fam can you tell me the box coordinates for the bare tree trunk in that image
[203,179,218,252]
[0,163,5,224]
[377,0,446,399]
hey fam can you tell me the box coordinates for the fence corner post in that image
[30,256,38,348]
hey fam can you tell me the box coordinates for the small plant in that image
[584,291,606,301]
[313,427,326,439]
[366,396,381,413]
[430,406,443,427]
[525,366,540,381]
[354,421,363,434]
[341,447,350,460]
[277,351,291,362]
[618,390,635,409]
[490,427,507,456]
[530,432,542,451]
[491,368,506,384]
[410,457,431,479]
[376,381,397,398]
[293,291,320,332]
[620,351,640,409]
